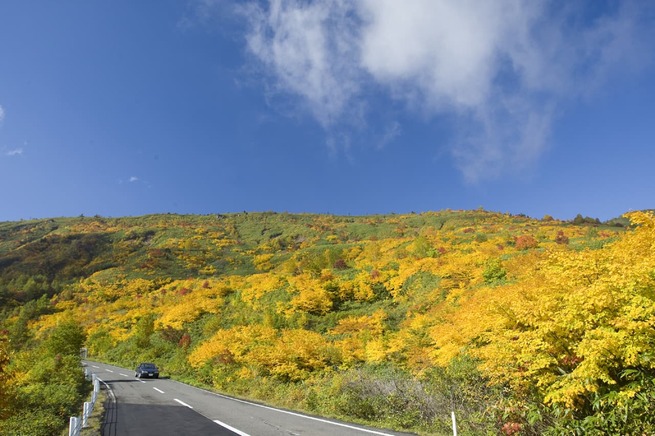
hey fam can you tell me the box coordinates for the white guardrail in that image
[69,367,100,436]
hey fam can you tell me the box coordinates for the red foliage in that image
[515,235,538,250]
[148,249,166,258]
[333,259,348,270]
[216,350,235,365]
[501,422,522,435]
[178,333,191,349]
[561,354,583,366]
[555,230,569,245]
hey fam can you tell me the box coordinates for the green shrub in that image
[0,409,64,436]
[482,259,507,284]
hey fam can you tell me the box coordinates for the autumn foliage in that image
[2,209,653,433]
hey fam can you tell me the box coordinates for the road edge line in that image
[213,419,251,436]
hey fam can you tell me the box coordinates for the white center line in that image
[119,373,129,377]
[153,387,164,394]
[92,365,99,368]
[213,419,250,436]
[174,398,193,409]
[106,369,114,373]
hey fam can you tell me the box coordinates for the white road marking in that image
[213,419,250,436]
[106,369,114,373]
[153,387,164,394]
[174,398,193,409]
[119,373,129,377]
[189,386,396,436]
[96,377,116,403]
[92,365,99,368]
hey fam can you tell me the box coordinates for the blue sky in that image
[1,1,654,222]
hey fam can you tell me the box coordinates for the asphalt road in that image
[84,361,414,436]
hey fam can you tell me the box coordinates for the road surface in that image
[84,361,414,436]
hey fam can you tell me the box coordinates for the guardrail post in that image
[83,401,92,428]
[69,416,80,436]
[71,367,100,435]
[92,374,99,404]
[451,411,458,436]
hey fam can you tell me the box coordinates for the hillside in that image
[0,210,620,302]
[3,210,655,435]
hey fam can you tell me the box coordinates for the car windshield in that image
[141,363,157,369]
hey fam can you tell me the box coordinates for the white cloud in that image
[359,0,527,109]
[129,176,139,183]
[378,121,401,150]
[242,0,362,127]
[179,0,232,29]
[239,0,652,181]
[5,148,23,157]
[0,108,24,158]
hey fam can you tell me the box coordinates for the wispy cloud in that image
[378,121,401,150]
[241,0,362,128]
[5,148,24,157]
[118,176,141,185]
[209,1,653,181]
[179,0,233,29]
[1,108,26,158]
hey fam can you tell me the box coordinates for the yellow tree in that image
[188,325,278,369]
[254,329,340,382]
[287,273,333,315]
[431,212,655,428]
[330,310,387,365]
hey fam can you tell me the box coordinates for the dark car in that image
[135,363,159,378]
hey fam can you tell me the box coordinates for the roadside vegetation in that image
[1,209,653,434]
[0,318,89,435]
